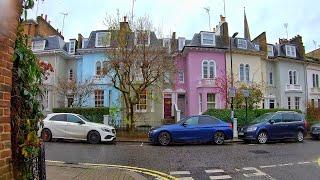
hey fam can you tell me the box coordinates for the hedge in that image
[203,109,301,127]
[52,107,109,123]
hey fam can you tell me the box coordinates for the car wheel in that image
[296,131,304,143]
[213,131,225,145]
[257,131,268,144]
[158,131,171,146]
[87,131,101,144]
[41,129,52,142]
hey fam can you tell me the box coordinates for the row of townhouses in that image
[23,13,320,128]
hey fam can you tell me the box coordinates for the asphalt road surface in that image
[45,140,320,180]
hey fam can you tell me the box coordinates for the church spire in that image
[244,7,251,41]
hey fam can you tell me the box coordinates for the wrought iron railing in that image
[22,141,46,180]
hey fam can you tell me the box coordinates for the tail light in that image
[228,123,233,129]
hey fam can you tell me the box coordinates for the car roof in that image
[47,113,79,116]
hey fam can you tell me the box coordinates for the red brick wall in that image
[0,0,21,179]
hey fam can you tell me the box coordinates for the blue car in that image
[148,115,233,146]
[238,111,307,144]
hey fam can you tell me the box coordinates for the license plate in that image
[238,132,244,136]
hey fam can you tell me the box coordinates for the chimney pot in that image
[45,14,47,21]
[124,16,127,22]
[41,14,43,18]
[220,15,225,22]
[48,21,51,24]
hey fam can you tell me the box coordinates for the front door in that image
[164,97,172,119]
[177,94,186,116]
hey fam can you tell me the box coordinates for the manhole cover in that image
[249,150,269,154]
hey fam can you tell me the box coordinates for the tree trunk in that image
[0,1,23,179]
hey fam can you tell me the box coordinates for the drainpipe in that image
[53,50,57,109]
[304,61,309,113]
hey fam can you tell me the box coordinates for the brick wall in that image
[0,0,21,179]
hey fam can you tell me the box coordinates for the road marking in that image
[278,163,294,167]
[209,175,232,180]
[205,169,225,173]
[140,142,144,146]
[297,161,311,165]
[242,167,275,180]
[170,171,191,175]
[177,177,194,180]
[260,165,277,168]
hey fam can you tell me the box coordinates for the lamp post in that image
[242,89,250,125]
[230,32,238,139]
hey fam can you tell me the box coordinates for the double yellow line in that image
[47,160,177,180]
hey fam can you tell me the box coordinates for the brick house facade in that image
[0,0,21,179]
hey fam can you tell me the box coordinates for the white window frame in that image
[82,38,88,49]
[94,90,104,107]
[32,40,46,51]
[269,99,275,109]
[163,38,171,52]
[239,63,250,82]
[199,93,203,114]
[96,61,102,76]
[95,32,111,47]
[136,90,147,112]
[287,97,291,109]
[269,72,273,85]
[178,71,184,83]
[200,32,215,46]
[178,37,186,51]
[267,45,274,57]
[202,60,216,79]
[69,40,76,54]
[135,31,150,46]
[239,64,245,82]
[295,97,300,110]
[237,39,247,49]
[288,70,298,85]
[207,93,216,110]
[312,74,316,87]
[286,45,296,58]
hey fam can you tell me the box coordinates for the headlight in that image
[247,126,257,132]
[101,127,111,132]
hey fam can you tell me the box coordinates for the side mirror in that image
[182,123,187,127]
[269,119,275,124]
[78,121,85,125]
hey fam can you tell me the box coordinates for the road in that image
[45,140,320,180]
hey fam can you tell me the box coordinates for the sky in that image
[27,0,320,52]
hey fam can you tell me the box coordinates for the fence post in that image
[233,118,238,139]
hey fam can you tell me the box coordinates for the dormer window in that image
[267,45,274,57]
[135,31,150,46]
[237,39,247,49]
[69,40,76,54]
[82,38,88,49]
[178,37,186,51]
[286,45,296,58]
[95,32,111,47]
[254,44,260,51]
[200,32,215,46]
[32,40,46,51]
[163,38,171,53]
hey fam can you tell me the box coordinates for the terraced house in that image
[306,49,320,108]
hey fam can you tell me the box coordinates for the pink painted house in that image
[171,28,229,117]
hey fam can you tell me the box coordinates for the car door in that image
[282,113,296,138]
[180,116,201,142]
[267,113,283,139]
[198,116,217,142]
[65,114,87,140]
[48,114,67,138]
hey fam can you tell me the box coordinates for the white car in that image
[39,113,116,144]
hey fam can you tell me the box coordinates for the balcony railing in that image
[198,79,216,87]
[310,87,320,94]
[286,84,302,92]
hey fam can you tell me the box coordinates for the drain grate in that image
[249,150,269,154]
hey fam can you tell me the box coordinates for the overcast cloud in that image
[28,0,320,52]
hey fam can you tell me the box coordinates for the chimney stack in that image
[120,16,129,32]
[78,34,84,49]
[124,16,127,22]
[45,14,47,21]
[220,15,226,22]
[48,21,51,24]
[41,14,43,18]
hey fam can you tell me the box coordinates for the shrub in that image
[306,103,320,126]
[203,109,301,127]
[52,107,109,123]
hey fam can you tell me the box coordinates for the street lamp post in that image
[242,89,250,125]
[230,32,238,139]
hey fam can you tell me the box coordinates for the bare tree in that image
[55,78,95,107]
[104,15,175,130]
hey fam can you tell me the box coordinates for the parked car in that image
[238,111,307,144]
[310,123,320,140]
[39,113,116,144]
[148,115,233,146]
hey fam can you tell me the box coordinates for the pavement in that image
[45,140,320,180]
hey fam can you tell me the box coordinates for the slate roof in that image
[32,35,67,51]
[267,43,303,60]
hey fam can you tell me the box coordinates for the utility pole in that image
[223,0,226,17]
[204,7,211,30]
[60,12,68,35]
[284,23,288,39]
[131,0,136,23]
[117,9,120,23]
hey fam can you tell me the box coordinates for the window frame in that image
[295,97,300,110]
[69,40,76,54]
[199,93,203,114]
[68,69,74,81]
[135,30,150,46]
[288,70,298,85]
[207,93,216,110]
[267,45,274,57]
[237,39,248,49]
[32,40,46,51]
[163,38,171,52]
[67,114,83,123]
[178,71,184,83]
[286,45,297,58]
[96,61,102,76]
[94,90,104,107]
[49,114,67,122]
[200,32,215,46]
[178,37,186,51]
[287,97,291,110]
[269,72,273,85]
[95,32,111,47]
[202,60,216,79]
[136,90,147,112]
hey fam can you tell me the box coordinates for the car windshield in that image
[251,113,275,124]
